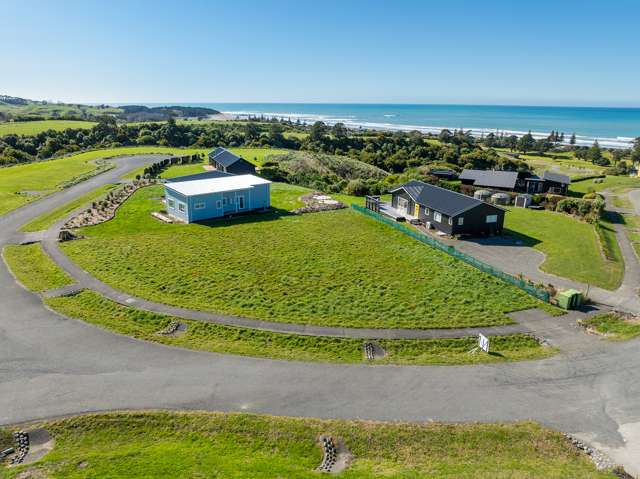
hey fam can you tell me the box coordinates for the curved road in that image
[1,155,640,474]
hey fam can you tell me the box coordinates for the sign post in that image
[478,333,490,353]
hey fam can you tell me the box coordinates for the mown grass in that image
[0,411,614,478]
[0,120,96,136]
[2,243,73,292]
[46,290,555,365]
[62,185,548,329]
[0,146,203,216]
[570,175,640,196]
[494,148,607,177]
[580,312,640,341]
[20,184,118,232]
[505,207,623,290]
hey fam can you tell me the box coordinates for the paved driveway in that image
[1,157,640,474]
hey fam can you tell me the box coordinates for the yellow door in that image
[414,203,420,217]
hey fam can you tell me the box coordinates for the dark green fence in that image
[351,204,550,303]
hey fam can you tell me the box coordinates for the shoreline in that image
[222,110,635,149]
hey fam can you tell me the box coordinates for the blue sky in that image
[2,0,639,106]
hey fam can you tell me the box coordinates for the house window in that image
[238,196,245,209]
[425,208,430,215]
[167,199,175,209]
[178,203,186,213]
[458,217,464,226]
[433,212,442,222]
[448,217,452,225]
[216,200,222,209]
[223,198,227,206]
[194,202,205,210]
[486,214,498,223]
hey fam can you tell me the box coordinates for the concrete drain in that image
[7,429,53,466]
[157,321,187,336]
[364,342,385,361]
[317,435,351,473]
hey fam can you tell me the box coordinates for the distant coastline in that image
[113,102,640,149]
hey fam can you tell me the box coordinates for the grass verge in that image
[20,184,118,232]
[62,186,550,329]
[505,207,623,290]
[0,411,615,478]
[3,243,73,292]
[580,312,640,341]
[45,290,556,365]
[0,146,208,216]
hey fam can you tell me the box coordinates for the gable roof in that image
[208,147,244,167]
[165,170,234,183]
[165,174,271,197]
[542,170,571,184]
[390,180,504,217]
[459,169,518,189]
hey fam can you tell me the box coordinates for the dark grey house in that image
[389,180,506,236]
[208,147,256,175]
[523,171,570,195]
[459,169,519,191]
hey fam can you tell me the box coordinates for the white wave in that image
[221,110,634,149]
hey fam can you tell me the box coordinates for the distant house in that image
[164,173,271,223]
[208,147,256,175]
[522,171,571,195]
[459,169,519,191]
[388,180,505,236]
[428,168,458,180]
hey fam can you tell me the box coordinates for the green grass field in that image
[570,176,640,196]
[61,184,549,330]
[505,207,624,290]
[580,312,640,341]
[122,147,291,180]
[46,290,554,365]
[0,146,204,216]
[0,120,96,136]
[0,411,614,478]
[20,184,118,232]
[494,148,607,177]
[2,243,73,292]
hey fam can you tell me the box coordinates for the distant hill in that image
[0,95,219,122]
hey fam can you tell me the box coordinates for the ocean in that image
[128,103,640,149]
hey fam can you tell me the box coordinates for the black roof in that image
[208,147,244,167]
[390,180,504,217]
[164,170,233,183]
[459,169,518,189]
[542,170,571,184]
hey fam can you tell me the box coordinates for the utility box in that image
[557,289,583,310]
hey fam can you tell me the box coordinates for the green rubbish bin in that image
[557,289,583,310]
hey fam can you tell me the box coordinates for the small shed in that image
[515,194,533,208]
[474,189,492,201]
[557,289,583,310]
[491,192,511,205]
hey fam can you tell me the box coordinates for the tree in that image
[631,137,640,163]
[570,133,576,145]
[517,132,536,153]
[331,122,348,139]
[309,121,327,142]
[505,135,518,151]
[587,140,607,165]
[438,129,453,143]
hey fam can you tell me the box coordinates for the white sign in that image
[478,333,490,353]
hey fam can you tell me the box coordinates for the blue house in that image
[164,173,272,223]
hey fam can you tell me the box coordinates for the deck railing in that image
[351,203,550,303]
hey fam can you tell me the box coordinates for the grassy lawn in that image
[570,176,640,196]
[0,146,201,216]
[2,243,73,292]
[579,312,640,341]
[46,290,555,365]
[0,411,613,478]
[494,148,607,177]
[61,185,548,330]
[122,147,291,180]
[0,120,96,136]
[20,184,118,232]
[505,207,624,290]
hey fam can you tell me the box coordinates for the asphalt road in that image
[1,155,640,474]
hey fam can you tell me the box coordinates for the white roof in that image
[165,174,271,196]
